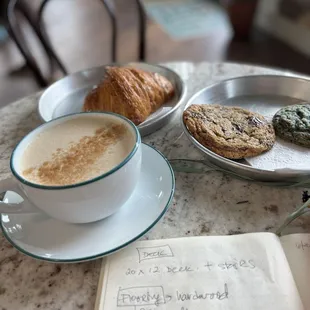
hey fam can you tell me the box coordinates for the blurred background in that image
[1,0,310,108]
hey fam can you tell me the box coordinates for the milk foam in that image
[20,115,135,186]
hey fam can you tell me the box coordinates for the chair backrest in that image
[37,0,117,70]
[6,0,145,87]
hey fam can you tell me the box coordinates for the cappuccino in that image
[20,115,135,186]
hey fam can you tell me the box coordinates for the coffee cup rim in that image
[10,112,141,190]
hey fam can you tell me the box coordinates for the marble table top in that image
[1,62,309,310]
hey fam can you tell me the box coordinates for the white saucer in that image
[0,144,175,262]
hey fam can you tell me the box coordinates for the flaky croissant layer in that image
[83,66,175,125]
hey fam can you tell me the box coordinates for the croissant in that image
[83,66,175,125]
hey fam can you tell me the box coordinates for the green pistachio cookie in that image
[272,104,310,148]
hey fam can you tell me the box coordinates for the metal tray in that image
[38,63,187,136]
[182,75,310,182]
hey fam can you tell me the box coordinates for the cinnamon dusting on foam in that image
[23,124,128,186]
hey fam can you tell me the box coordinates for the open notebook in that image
[95,233,310,310]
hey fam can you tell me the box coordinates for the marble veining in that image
[0,62,309,310]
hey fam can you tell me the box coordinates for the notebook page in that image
[281,234,310,309]
[96,233,303,310]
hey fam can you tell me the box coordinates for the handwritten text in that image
[176,283,229,302]
[137,245,174,263]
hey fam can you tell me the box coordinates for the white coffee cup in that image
[0,112,142,223]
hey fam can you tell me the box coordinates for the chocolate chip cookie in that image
[183,104,275,159]
[272,104,310,148]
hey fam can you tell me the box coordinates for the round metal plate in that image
[182,75,310,182]
[38,63,187,136]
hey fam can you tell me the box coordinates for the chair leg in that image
[6,0,48,87]
[5,25,47,87]
[36,0,68,75]
[101,0,117,63]
[136,0,146,61]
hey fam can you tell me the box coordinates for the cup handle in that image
[0,177,39,214]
